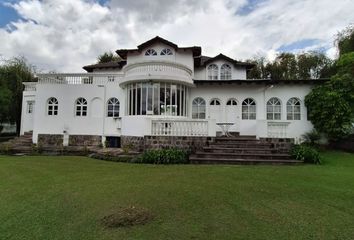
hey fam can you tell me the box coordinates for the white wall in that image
[189,83,314,138]
[20,92,36,135]
[32,82,125,143]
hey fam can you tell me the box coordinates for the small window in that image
[242,98,256,120]
[226,99,237,106]
[160,48,173,55]
[47,97,58,116]
[107,98,120,117]
[27,101,34,114]
[145,49,157,56]
[287,98,301,120]
[75,97,87,116]
[207,64,218,80]
[108,76,115,82]
[210,99,221,105]
[267,97,281,120]
[192,97,206,119]
[220,64,232,80]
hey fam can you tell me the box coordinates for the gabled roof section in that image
[195,53,255,69]
[116,36,202,59]
[83,60,127,72]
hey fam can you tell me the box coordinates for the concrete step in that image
[215,137,258,142]
[189,157,302,165]
[209,143,273,149]
[194,152,291,160]
[203,146,275,154]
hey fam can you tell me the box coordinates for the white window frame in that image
[160,48,173,55]
[210,99,221,105]
[220,64,232,80]
[107,98,120,117]
[226,98,237,106]
[287,98,301,120]
[145,49,157,56]
[75,97,87,117]
[47,97,58,116]
[267,97,282,120]
[207,64,219,80]
[242,98,256,120]
[27,101,34,114]
[192,97,206,119]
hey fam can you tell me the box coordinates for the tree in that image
[97,51,121,63]
[336,24,354,56]
[0,57,35,134]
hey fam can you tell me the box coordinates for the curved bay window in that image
[127,82,188,116]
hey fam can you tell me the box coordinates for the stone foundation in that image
[38,134,63,147]
[68,135,102,146]
[121,135,214,153]
[260,138,294,152]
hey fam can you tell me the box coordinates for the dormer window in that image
[160,48,173,55]
[207,64,218,80]
[220,64,232,80]
[145,49,157,56]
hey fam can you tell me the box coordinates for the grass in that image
[0,151,354,240]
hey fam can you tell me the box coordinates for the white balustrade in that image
[23,82,37,91]
[151,119,209,136]
[37,73,124,85]
[122,61,193,85]
[267,121,290,138]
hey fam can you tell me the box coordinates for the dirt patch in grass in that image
[101,206,154,228]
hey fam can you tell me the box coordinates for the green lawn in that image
[1,151,354,240]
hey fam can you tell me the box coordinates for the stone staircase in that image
[3,131,33,154]
[189,136,301,165]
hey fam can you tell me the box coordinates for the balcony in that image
[121,61,194,86]
[37,73,124,85]
[23,82,37,91]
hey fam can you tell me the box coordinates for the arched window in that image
[287,98,301,120]
[267,97,281,120]
[210,99,221,105]
[192,97,206,119]
[160,48,173,55]
[145,49,157,56]
[75,97,87,116]
[207,64,218,80]
[47,97,58,116]
[226,99,237,106]
[107,98,120,117]
[242,98,256,120]
[220,64,232,80]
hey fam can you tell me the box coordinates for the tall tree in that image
[336,24,354,56]
[97,51,121,63]
[0,57,35,134]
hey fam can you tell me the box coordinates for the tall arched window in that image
[267,97,281,120]
[192,97,206,119]
[160,48,173,55]
[47,97,58,116]
[75,97,87,116]
[107,98,120,117]
[220,64,232,80]
[145,49,157,56]
[210,99,221,105]
[207,64,218,80]
[226,98,237,105]
[242,98,256,120]
[287,98,301,120]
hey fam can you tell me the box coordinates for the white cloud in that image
[0,0,353,72]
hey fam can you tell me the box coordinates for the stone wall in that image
[68,135,102,146]
[38,134,63,146]
[121,136,144,152]
[260,137,294,152]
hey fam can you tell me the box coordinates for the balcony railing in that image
[23,82,37,91]
[122,61,194,86]
[151,119,209,136]
[37,73,124,85]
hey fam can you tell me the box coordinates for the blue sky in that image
[0,0,353,72]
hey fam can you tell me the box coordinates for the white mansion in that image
[21,36,323,148]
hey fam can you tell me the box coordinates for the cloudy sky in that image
[0,0,353,72]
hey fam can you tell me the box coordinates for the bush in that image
[291,144,321,164]
[138,148,189,164]
[302,129,321,145]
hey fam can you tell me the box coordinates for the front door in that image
[209,99,222,123]
[225,99,239,132]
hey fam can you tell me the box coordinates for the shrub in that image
[138,148,189,164]
[302,129,321,145]
[291,144,321,164]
